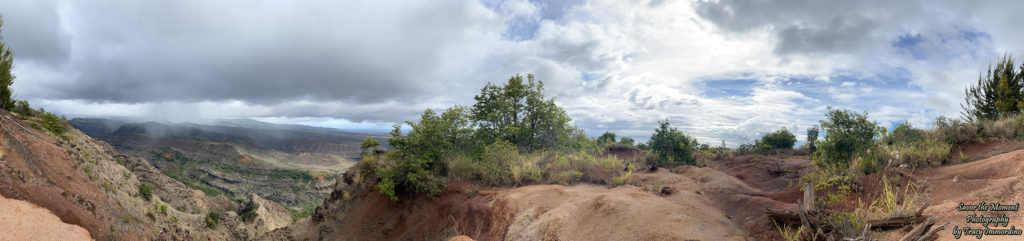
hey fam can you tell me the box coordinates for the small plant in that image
[169,216,178,224]
[116,157,124,165]
[160,204,167,214]
[139,182,153,201]
[38,112,66,135]
[873,175,919,216]
[611,170,632,186]
[206,211,221,229]
[238,198,260,223]
[772,219,801,241]
[123,215,132,223]
[123,170,131,180]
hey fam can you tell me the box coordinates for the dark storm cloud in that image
[1,0,70,65]
[4,0,500,104]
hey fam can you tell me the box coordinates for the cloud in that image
[4,0,1024,146]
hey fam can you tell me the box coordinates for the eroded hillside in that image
[0,111,296,240]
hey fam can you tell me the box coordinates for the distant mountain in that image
[69,118,389,209]
[72,118,390,158]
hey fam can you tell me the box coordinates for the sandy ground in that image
[901,149,1024,241]
[0,195,92,241]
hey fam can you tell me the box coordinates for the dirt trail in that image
[896,149,1024,241]
[0,195,92,241]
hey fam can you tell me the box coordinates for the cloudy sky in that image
[2,0,1022,146]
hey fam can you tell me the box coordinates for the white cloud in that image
[6,0,1024,147]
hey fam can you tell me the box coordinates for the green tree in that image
[0,18,15,110]
[471,74,575,151]
[813,107,879,169]
[806,126,819,153]
[597,132,617,145]
[760,127,796,149]
[647,120,695,165]
[619,137,635,146]
[377,107,474,201]
[360,136,381,154]
[884,121,924,145]
[962,54,1024,121]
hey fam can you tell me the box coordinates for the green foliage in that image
[238,198,259,223]
[813,107,880,170]
[618,137,635,146]
[39,112,66,135]
[160,204,168,214]
[646,120,695,166]
[471,74,577,151]
[206,211,221,229]
[759,127,797,150]
[12,100,33,117]
[884,121,924,145]
[0,18,15,110]
[360,136,381,154]
[884,122,951,168]
[596,132,617,146]
[962,54,1024,121]
[806,126,819,153]
[376,107,471,201]
[139,182,153,201]
[934,116,978,144]
[288,204,317,222]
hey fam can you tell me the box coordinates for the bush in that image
[618,137,635,146]
[238,198,259,223]
[934,116,978,144]
[813,108,881,170]
[646,120,696,166]
[12,100,33,117]
[139,182,153,201]
[160,204,167,214]
[760,127,797,149]
[39,112,65,135]
[206,211,221,229]
[884,121,924,145]
[597,132,617,146]
[891,134,951,167]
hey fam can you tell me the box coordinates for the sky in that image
[2,0,1023,146]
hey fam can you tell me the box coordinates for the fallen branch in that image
[898,216,938,241]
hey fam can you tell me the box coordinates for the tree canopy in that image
[0,18,16,110]
[962,54,1024,121]
[471,74,577,151]
[646,120,696,165]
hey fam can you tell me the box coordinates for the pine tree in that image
[0,17,16,110]
[962,54,1024,121]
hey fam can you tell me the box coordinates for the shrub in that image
[884,121,924,145]
[39,112,65,135]
[551,170,583,185]
[206,211,221,229]
[646,120,696,166]
[238,198,259,223]
[760,127,797,149]
[934,116,978,144]
[139,182,153,201]
[813,108,880,170]
[160,204,167,214]
[891,134,951,167]
[618,137,635,146]
[12,100,33,117]
[597,132,617,146]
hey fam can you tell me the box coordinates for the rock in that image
[952,175,961,183]
[660,186,674,196]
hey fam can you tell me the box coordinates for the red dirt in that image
[0,195,92,241]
